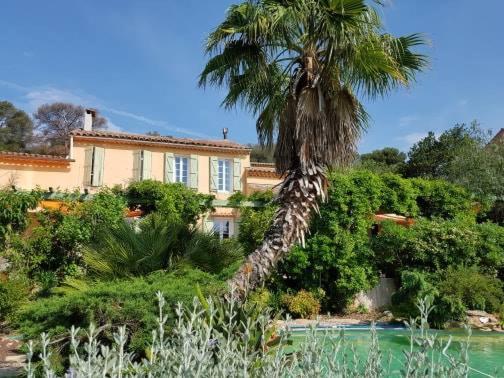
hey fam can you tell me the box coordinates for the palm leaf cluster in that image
[83,214,243,280]
[200,0,427,174]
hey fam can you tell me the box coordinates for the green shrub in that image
[2,189,126,284]
[238,205,277,253]
[275,171,381,311]
[281,290,321,318]
[411,179,474,220]
[391,267,504,327]
[0,274,31,321]
[75,188,126,232]
[391,270,437,318]
[15,268,224,354]
[436,266,503,314]
[246,287,273,313]
[374,218,480,274]
[475,222,504,277]
[125,180,213,225]
[183,232,244,276]
[0,189,41,242]
[380,173,419,216]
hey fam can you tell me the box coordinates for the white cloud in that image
[25,87,97,110]
[396,132,428,146]
[0,79,213,139]
[102,107,166,128]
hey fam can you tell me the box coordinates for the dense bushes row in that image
[238,170,503,325]
[15,268,224,356]
[0,181,239,322]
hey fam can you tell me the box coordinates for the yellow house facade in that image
[0,129,282,238]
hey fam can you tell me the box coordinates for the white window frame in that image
[173,155,189,186]
[218,158,232,193]
[212,218,234,239]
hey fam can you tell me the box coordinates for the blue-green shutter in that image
[133,150,141,181]
[142,150,152,180]
[83,147,93,186]
[233,158,241,192]
[91,147,105,186]
[190,154,198,189]
[210,156,218,192]
[164,152,174,183]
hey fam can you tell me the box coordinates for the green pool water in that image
[290,328,504,377]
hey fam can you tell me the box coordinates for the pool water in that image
[290,328,504,377]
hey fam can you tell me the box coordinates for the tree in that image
[446,137,504,200]
[249,144,275,163]
[200,0,427,299]
[358,147,406,173]
[34,103,107,154]
[0,101,34,152]
[403,121,486,178]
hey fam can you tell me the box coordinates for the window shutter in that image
[209,156,218,192]
[83,147,93,186]
[190,154,198,189]
[233,158,241,192]
[132,150,141,181]
[91,147,105,186]
[142,150,152,180]
[164,152,174,183]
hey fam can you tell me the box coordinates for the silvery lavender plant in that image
[25,295,481,377]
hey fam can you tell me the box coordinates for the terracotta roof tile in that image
[71,129,251,151]
[246,164,282,178]
[0,151,73,162]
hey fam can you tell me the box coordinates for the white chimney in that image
[84,109,96,131]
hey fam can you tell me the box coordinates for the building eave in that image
[73,136,251,154]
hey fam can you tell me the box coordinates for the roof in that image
[489,128,504,145]
[71,129,251,153]
[0,151,74,163]
[246,162,282,178]
[374,213,414,226]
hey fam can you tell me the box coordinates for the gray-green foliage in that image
[26,296,488,377]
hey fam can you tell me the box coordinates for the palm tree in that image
[200,0,427,300]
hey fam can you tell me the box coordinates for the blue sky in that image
[1,0,503,153]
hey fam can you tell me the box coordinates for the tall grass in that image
[26,296,491,377]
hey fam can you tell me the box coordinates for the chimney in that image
[222,127,229,140]
[84,109,96,131]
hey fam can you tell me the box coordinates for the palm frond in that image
[83,215,188,280]
[201,0,428,171]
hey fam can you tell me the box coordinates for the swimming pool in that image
[289,328,504,377]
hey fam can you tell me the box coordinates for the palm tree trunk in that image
[229,165,326,300]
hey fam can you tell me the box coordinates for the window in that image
[174,156,189,185]
[213,219,232,239]
[218,159,232,192]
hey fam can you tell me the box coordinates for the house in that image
[489,128,504,145]
[0,111,283,238]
